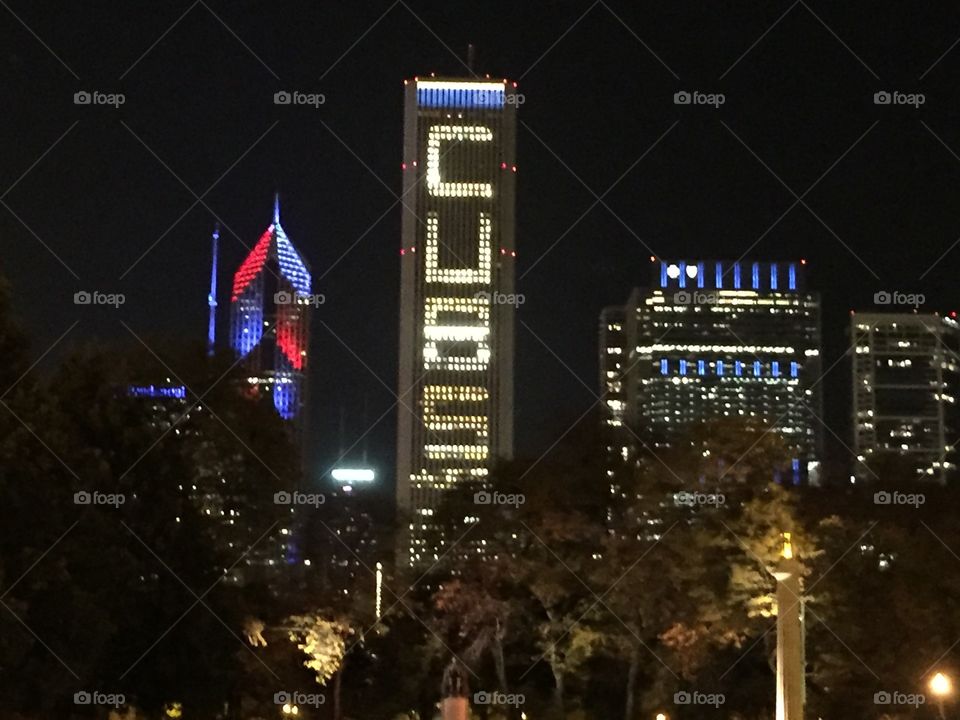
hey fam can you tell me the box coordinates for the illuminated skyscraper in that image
[396,77,519,564]
[851,312,959,482]
[603,259,823,484]
[230,195,311,422]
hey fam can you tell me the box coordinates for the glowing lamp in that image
[931,672,952,697]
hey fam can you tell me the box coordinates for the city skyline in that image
[6,3,960,718]
[5,1,960,488]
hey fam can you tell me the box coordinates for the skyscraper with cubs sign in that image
[396,77,518,564]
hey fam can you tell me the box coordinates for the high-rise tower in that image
[851,311,959,482]
[229,195,311,423]
[603,259,823,485]
[396,77,519,564]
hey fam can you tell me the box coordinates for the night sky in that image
[4,1,960,488]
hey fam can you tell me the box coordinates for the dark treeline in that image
[1,277,958,720]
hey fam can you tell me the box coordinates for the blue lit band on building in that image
[396,77,518,564]
[601,259,823,485]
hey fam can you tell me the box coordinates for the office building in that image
[229,195,311,423]
[851,312,959,482]
[395,77,519,564]
[603,259,823,484]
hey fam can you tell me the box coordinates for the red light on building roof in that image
[500,248,506,255]
[952,311,957,318]
[401,162,407,170]
[500,162,507,169]
[649,256,656,262]
[412,160,417,166]
[510,251,516,257]
[800,259,807,265]
[511,165,517,172]
[400,248,405,256]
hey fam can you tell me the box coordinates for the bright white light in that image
[332,468,375,483]
[930,672,952,697]
[685,265,698,278]
[666,264,681,279]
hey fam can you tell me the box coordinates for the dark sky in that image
[3,1,960,487]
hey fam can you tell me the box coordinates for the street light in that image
[930,672,952,720]
[281,703,300,716]
[655,713,668,720]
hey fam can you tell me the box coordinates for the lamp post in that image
[930,672,952,720]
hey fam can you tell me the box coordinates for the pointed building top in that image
[273,192,280,226]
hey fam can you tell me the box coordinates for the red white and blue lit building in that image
[230,196,312,423]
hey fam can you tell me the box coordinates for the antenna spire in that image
[273,192,281,226]
[206,223,220,357]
